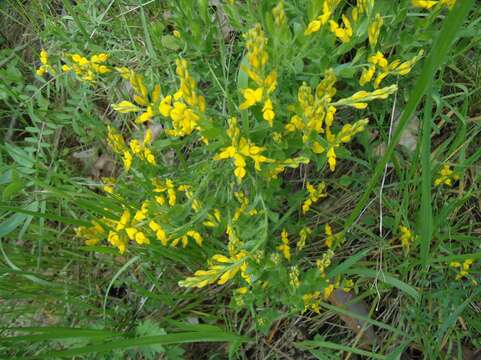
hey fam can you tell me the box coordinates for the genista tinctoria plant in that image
[35,0,463,327]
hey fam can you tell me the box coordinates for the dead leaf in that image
[328,289,379,348]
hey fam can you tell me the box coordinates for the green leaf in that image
[327,248,370,278]
[345,267,420,302]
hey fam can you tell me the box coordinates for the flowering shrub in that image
[26,0,479,350]
[35,0,452,314]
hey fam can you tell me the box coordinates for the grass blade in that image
[296,338,386,359]
[41,331,249,358]
[346,267,420,302]
[419,91,433,265]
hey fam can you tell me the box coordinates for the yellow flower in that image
[359,65,376,86]
[239,88,263,110]
[134,231,149,245]
[63,52,111,82]
[333,86,397,108]
[329,15,353,43]
[272,1,286,26]
[122,151,133,171]
[276,229,291,261]
[304,0,340,36]
[135,106,154,124]
[159,95,173,117]
[323,283,334,299]
[264,70,277,94]
[302,182,327,214]
[112,101,141,113]
[369,51,389,69]
[40,49,48,65]
[116,66,132,79]
[107,126,127,153]
[36,49,56,76]
[434,164,459,187]
[303,291,321,313]
[325,118,369,171]
[76,221,105,247]
[317,249,334,275]
[368,13,383,47]
[262,98,275,126]
[297,227,311,251]
[399,225,414,252]
[412,0,438,9]
[450,259,475,281]
[149,221,167,246]
[304,20,322,36]
[243,24,269,70]
[213,118,273,182]
[179,250,250,288]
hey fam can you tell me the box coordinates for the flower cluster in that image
[213,117,273,182]
[112,59,206,138]
[107,126,156,171]
[304,0,341,36]
[302,182,327,214]
[434,164,459,187]
[36,49,56,77]
[360,51,423,88]
[450,259,476,284]
[62,0,436,321]
[399,225,415,252]
[240,24,277,127]
[179,240,251,288]
[62,53,111,82]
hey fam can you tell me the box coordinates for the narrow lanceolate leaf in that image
[344,0,475,232]
[41,331,250,358]
[419,91,433,265]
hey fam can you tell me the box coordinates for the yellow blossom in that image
[399,225,415,252]
[303,292,321,313]
[434,164,459,187]
[329,15,353,43]
[325,118,369,171]
[243,24,268,70]
[36,49,56,76]
[412,0,438,9]
[179,250,250,288]
[159,95,173,117]
[239,88,263,110]
[450,259,475,281]
[368,13,383,47]
[304,0,340,36]
[302,182,327,214]
[112,101,141,113]
[272,1,286,26]
[122,150,133,171]
[324,223,343,249]
[262,98,275,126]
[360,65,376,86]
[276,229,291,261]
[64,52,111,82]
[297,227,311,251]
